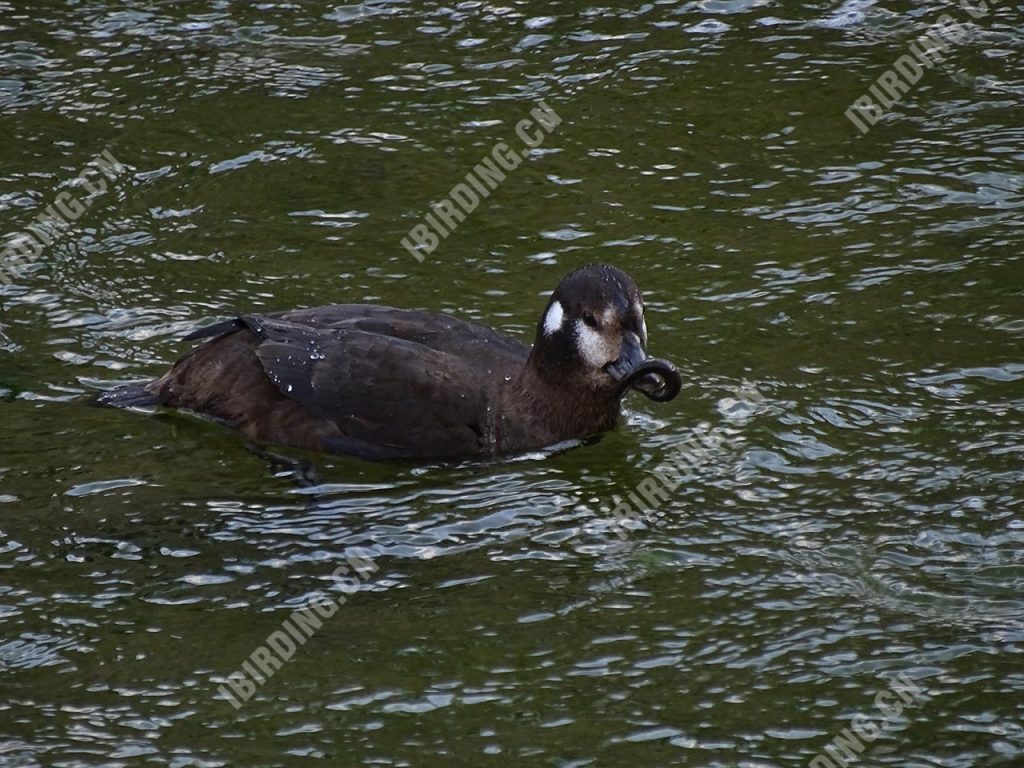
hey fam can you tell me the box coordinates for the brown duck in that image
[99,264,681,460]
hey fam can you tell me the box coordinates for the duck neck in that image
[497,355,621,452]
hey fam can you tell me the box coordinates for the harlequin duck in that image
[99,264,681,460]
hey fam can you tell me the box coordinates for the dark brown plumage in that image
[99,264,681,460]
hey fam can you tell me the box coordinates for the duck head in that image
[529,264,681,402]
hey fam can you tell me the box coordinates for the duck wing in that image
[186,305,528,372]
[233,313,513,460]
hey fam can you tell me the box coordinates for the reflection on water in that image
[1,0,1022,765]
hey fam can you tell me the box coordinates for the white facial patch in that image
[543,300,564,335]
[636,301,647,345]
[575,320,617,368]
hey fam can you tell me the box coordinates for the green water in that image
[2,1,1023,765]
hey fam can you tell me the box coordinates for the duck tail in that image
[95,381,161,408]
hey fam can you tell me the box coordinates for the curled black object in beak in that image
[604,335,682,403]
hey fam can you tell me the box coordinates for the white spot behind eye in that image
[543,300,564,335]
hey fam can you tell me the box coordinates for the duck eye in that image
[582,312,599,329]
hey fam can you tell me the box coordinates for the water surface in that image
[1,1,1023,765]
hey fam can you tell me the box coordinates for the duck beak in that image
[605,332,647,383]
[604,332,683,402]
